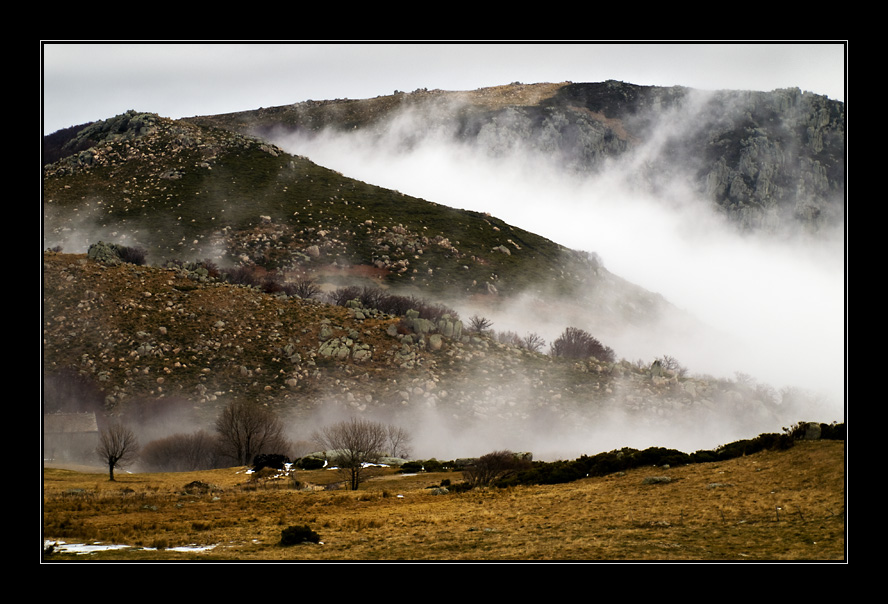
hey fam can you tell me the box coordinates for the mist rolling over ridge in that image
[267,86,845,423]
[43,80,845,464]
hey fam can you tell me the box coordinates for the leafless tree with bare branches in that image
[214,399,289,466]
[386,424,413,459]
[468,314,493,334]
[312,418,391,490]
[96,422,140,481]
[521,332,546,353]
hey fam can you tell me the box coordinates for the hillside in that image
[43,249,828,460]
[188,80,845,234]
[42,81,844,460]
[41,109,665,312]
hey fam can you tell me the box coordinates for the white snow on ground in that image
[44,540,217,555]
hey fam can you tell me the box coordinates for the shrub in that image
[296,456,325,470]
[468,315,493,333]
[463,450,532,488]
[422,459,444,473]
[655,355,688,378]
[399,461,424,473]
[820,422,845,440]
[163,258,221,279]
[116,245,147,266]
[280,525,321,546]
[326,285,459,321]
[224,265,263,287]
[286,278,321,300]
[252,453,290,472]
[140,430,221,472]
[259,273,285,294]
[715,432,794,459]
[550,327,616,363]
[521,332,546,353]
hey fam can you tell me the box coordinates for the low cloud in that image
[270,99,845,429]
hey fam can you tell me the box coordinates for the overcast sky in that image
[41,41,846,135]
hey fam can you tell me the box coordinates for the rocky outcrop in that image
[213,81,843,234]
[453,83,845,233]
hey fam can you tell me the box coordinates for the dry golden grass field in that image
[42,440,845,562]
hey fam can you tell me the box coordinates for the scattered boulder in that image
[642,476,673,485]
[800,422,822,440]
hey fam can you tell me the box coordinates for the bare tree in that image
[140,430,220,472]
[96,422,140,481]
[287,278,321,300]
[312,418,390,490]
[468,314,493,334]
[656,355,688,378]
[386,424,413,459]
[214,399,289,466]
[521,332,546,353]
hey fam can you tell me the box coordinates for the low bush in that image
[296,456,325,470]
[139,430,220,472]
[465,430,818,490]
[463,450,532,488]
[252,453,290,472]
[399,461,424,473]
[550,327,615,363]
[820,422,845,440]
[422,459,445,473]
[116,245,147,266]
[327,285,459,322]
[280,525,321,546]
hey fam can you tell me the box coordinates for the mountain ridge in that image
[186,80,845,234]
[42,80,844,459]
[41,106,678,332]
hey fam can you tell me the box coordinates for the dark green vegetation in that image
[280,525,321,546]
[469,424,844,490]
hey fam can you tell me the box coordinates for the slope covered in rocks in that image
[42,249,820,458]
[42,109,678,340]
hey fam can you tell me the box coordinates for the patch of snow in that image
[44,540,217,555]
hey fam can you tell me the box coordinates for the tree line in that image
[96,399,412,490]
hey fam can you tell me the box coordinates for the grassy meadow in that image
[42,440,845,562]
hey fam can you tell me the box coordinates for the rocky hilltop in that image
[42,107,680,337]
[189,81,845,234]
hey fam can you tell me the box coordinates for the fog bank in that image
[270,111,845,425]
